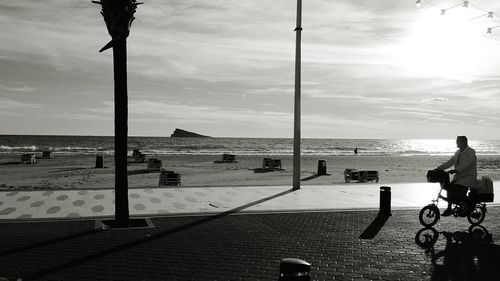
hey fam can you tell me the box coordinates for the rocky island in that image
[170,128,211,138]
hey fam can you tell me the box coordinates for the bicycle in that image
[418,169,490,227]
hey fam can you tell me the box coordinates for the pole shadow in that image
[359,214,390,239]
[301,173,330,181]
[17,188,297,280]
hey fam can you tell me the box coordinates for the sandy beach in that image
[1,153,499,190]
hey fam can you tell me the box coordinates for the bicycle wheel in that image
[419,204,440,227]
[415,227,439,249]
[467,205,486,225]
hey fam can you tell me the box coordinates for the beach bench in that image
[263,158,282,170]
[41,151,54,159]
[128,149,147,163]
[159,170,181,187]
[344,169,379,183]
[147,158,162,172]
[214,153,237,163]
[21,153,37,164]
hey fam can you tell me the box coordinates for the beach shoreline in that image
[1,153,499,191]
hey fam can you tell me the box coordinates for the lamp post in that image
[292,0,302,190]
[93,0,141,227]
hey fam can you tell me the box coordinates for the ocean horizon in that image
[1,135,499,157]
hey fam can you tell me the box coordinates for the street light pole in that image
[293,0,302,190]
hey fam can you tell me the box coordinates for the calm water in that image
[1,135,499,156]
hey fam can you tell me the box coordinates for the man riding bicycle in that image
[437,136,477,216]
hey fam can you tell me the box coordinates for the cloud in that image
[0,98,40,110]
[422,97,448,103]
[0,83,34,93]
[1,0,499,138]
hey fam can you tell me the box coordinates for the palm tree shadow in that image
[17,188,297,280]
[0,228,101,258]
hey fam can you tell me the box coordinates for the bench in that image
[344,169,379,183]
[263,158,282,170]
[147,159,162,172]
[159,170,181,187]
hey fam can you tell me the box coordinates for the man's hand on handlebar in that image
[448,169,457,174]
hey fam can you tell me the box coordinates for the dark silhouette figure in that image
[354,148,358,155]
[415,226,500,281]
[437,136,477,217]
[94,0,142,227]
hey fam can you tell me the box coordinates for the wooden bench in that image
[21,153,37,164]
[262,158,282,170]
[344,169,379,183]
[41,151,54,159]
[159,170,181,187]
[214,153,237,163]
[128,149,147,163]
[147,159,162,172]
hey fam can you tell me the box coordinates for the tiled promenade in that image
[1,182,499,220]
[0,182,499,280]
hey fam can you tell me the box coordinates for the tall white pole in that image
[293,0,302,190]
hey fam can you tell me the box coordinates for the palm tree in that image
[93,0,141,227]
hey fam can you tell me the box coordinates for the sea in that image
[0,135,499,156]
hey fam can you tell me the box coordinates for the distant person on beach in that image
[437,136,477,216]
[354,148,358,155]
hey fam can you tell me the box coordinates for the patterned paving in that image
[0,182,499,220]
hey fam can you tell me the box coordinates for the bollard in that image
[279,258,310,281]
[95,155,104,168]
[379,186,392,216]
[317,159,327,175]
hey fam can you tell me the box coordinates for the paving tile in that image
[30,200,45,207]
[133,204,146,211]
[150,198,161,204]
[91,205,105,213]
[130,193,140,199]
[72,200,85,206]
[0,207,16,215]
[56,195,69,201]
[46,206,61,214]
[17,195,31,202]
[42,191,54,196]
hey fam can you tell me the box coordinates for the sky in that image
[0,0,499,139]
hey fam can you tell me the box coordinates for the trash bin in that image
[379,186,392,216]
[279,258,310,281]
[95,155,104,168]
[317,160,327,175]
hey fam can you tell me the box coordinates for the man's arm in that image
[438,152,457,170]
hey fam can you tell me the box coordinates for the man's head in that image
[456,136,468,150]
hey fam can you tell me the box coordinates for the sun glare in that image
[395,8,491,80]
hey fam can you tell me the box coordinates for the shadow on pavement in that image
[301,174,321,181]
[252,168,284,173]
[415,225,500,281]
[127,169,150,176]
[16,188,297,281]
[49,167,94,173]
[359,214,390,239]
[301,174,330,181]
[0,228,102,258]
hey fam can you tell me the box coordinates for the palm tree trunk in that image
[113,37,130,227]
